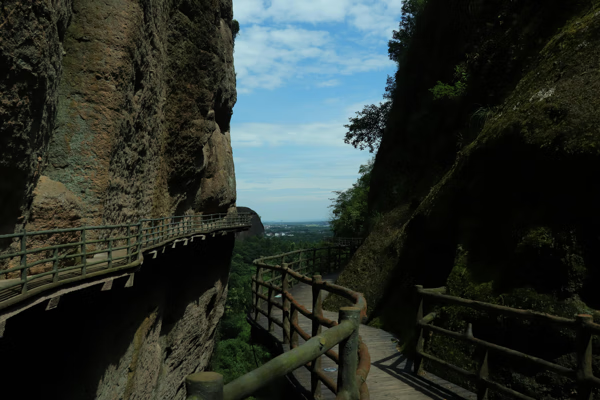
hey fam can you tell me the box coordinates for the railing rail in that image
[412,285,600,400]
[0,212,252,311]
[185,244,369,400]
[323,237,364,248]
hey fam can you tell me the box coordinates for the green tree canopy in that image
[387,0,427,63]
[329,159,374,237]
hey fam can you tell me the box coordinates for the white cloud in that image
[235,0,351,25]
[231,121,346,148]
[317,79,340,87]
[234,25,394,92]
[234,0,403,37]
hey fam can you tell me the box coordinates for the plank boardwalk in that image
[255,272,476,400]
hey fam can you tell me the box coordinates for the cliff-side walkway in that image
[256,272,476,400]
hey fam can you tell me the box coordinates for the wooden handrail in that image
[243,245,369,399]
[0,212,252,312]
[185,308,362,400]
[413,284,600,400]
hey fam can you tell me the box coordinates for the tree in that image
[388,0,427,63]
[343,0,425,154]
[232,19,240,47]
[329,159,374,237]
[343,101,391,153]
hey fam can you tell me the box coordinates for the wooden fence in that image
[323,237,364,248]
[0,213,252,311]
[413,285,600,400]
[186,245,370,400]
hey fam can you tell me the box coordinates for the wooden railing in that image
[185,245,370,400]
[413,285,600,400]
[324,237,364,248]
[0,212,252,311]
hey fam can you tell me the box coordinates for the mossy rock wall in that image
[329,1,600,398]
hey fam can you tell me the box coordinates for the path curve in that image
[256,271,475,400]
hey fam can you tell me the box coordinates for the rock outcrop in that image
[0,0,238,398]
[330,1,600,397]
[235,206,264,241]
[0,0,237,235]
[0,237,234,400]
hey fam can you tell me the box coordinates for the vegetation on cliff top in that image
[211,234,333,396]
[332,0,600,397]
[328,159,373,238]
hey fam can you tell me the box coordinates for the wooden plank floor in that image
[255,272,476,400]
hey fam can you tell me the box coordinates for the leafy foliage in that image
[329,159,373,237]
[343,102,391,153]
[232,19,240,44]
[342,0,426,154]
[429,65,468,100]
[211,235,332,389]
[387,0,428,63]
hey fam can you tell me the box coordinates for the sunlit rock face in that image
[0,0,237,398]
[0,0,237,236]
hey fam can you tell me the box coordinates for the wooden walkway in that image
[256,272,475,400]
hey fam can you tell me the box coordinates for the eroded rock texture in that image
[0,237,234,400]
[0,0,238,398]
[0,0,237,236]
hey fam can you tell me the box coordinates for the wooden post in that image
[126,224,132,263]
[311,275,324,399]
[137,222,143,259]
[52,247,59,283]
[107,237,113,269]
[477,349,489,400]
[254,267,263,321]
[576,314,594,400]
[267,284,274,332]
[282,264,291,344]
[20,231,27,295]
[81,229,87,276]
[414,285,424,375]
[185,371,223,400]
[338,307,360,400]
[291,302,299,349]
[463,322,489,400]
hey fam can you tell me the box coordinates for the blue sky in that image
[231,0,402,222]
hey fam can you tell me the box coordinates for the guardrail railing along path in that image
[0,212,252,313]
[413,285,600,400]
[186,245,370,400]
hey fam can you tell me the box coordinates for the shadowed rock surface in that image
[0,237,234,400]
[327,1,600,398]
[235,206,265,241]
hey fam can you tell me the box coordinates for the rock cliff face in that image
[330,0,600,396]
[0,0,237,235]
[0,237,234,400]
[235,206,264,241]
[0,0,238,398]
